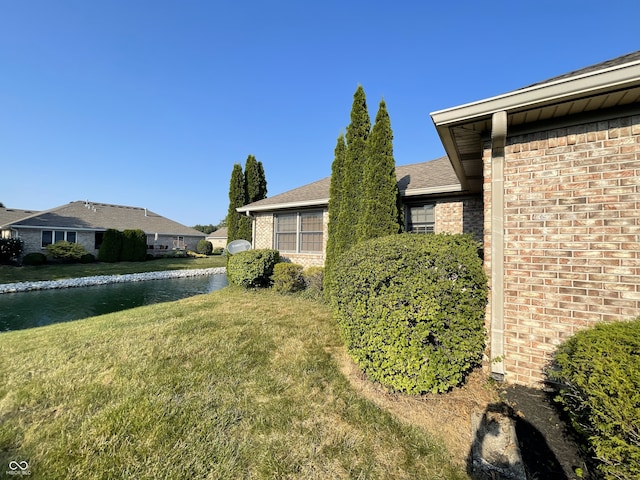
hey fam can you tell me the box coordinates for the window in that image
[275,211,323,253]
[41,230,78,247]
[407,204,435,233]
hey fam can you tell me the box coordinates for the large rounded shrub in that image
[121,229,147,262]
[46,240,88,262]
[98,229,123,263]
[196,239,213,256]
[330,233,487,394]
[22,252,47,266]
[227,249,280,288]
[547,319,640,480]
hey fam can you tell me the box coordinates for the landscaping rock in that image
[469,404,526,480]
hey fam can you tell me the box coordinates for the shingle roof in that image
[207,227,228,239]
[0,208,40,226]
[238,156,461,212]
[525,50,640,88]
[2,201,205,237]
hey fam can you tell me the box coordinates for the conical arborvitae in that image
[336,85,370,252]
[323,133,347,298]
[358,99,401,241]
[226,163,245,242]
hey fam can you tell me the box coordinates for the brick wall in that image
[484,113,640,386]
[434,196,483,240]
[252,199,481,268]
[252,210,327,268]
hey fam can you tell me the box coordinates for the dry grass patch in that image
[331,348,499,467]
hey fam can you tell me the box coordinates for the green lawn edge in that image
[0,287,466,479]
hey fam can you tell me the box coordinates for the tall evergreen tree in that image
[358,99,401,241]
[337,85,371,251]
[256,161,267,200]
[323,133,347,297]
[226,163,245,242]
[244,155,261,204]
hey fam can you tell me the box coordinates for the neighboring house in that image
[237,156,484,267]
[0,201,206,257]
[240,50,640,387]
[206,227,228,249]
[431,50,640,386]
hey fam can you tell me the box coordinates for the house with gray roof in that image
[1,201,205,258]
[238,155,483,267]
[240,50,640,387]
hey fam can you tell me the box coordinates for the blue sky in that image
[1,1,638,227]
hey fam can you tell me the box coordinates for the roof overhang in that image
[431,58,640,192]
[237,198,330,214]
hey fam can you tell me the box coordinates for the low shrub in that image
[46,241,88,262]
[299,266,324,300]
[330,233,487,394]
[196,240,213,255]
[271,262,305,294]
[0,238,24,263]
[212,247,224,255]
[80,253,96,264]
[22,252,47,266]
[547,319,640,480]
[227,249,279,288]
[303,266,324,292]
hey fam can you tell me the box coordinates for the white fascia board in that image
[237,198,330,213]
[400,184,463,197]
[431,61,640,126]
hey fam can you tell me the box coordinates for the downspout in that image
[245,211,255,248]
[490,111,507,380]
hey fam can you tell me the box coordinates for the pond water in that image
[0,274,228,332]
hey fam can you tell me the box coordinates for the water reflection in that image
[0,274,228,332]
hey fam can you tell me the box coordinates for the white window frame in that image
[41,230,78,247]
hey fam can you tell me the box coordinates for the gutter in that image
[431,59,640,126]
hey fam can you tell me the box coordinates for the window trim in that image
[406,204,435,234]
[41,230,78,247]
[274,210,323,253]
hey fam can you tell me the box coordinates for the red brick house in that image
[432,50,640,386]
[241,50,640,386]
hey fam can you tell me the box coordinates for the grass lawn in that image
[0,256,227,285]
[0,287,466,479]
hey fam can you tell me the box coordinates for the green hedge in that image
[547,319,640,480]
[98,229,123,263]
[121,229,147,262]
[227,249,280,288]
[22,252,47,266]
[271,263,305,294]
[330,233,487,394]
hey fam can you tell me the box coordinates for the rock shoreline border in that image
[0,267,227,294]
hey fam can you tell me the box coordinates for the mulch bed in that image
[500,384,594,480]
